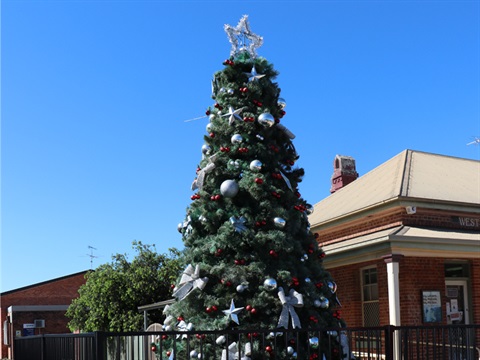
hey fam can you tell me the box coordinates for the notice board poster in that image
[422,291,442,323]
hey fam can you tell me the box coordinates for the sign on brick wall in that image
[451,216,480,228]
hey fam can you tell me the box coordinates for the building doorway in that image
[445,280,469,325]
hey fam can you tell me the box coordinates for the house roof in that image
[320,225,480,267]
[0,270,89,296]
[309,150,480,226]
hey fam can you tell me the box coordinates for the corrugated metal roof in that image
[309,150,480,226]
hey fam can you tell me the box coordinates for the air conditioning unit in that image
[34,319,45,328]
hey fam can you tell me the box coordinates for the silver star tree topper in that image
[224,15,263,58]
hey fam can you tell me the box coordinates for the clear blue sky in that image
[2,1,479,293]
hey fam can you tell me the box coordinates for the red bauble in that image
[206,307,212,313]
[166,351,172,357]
[269,250,277,257]
[246,305,252,311]
[250,308,257,314]
[254,178,263,184]
[265,346,273,353]
[211,305,218,311]
[215,194,221,200]
[209,132,215,138]
[161,335,168,340]
[151,345,157,352]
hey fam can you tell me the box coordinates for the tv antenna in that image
[87,246,98,269]
[466,137,480,146]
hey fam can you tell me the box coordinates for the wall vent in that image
[34,319,45,328]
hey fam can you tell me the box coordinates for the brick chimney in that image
[330,155,359,193]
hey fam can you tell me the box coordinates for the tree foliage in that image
[66,241,181,332]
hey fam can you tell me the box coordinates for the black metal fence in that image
[13,325,479,360]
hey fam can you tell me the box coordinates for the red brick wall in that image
[317,209,479,245]
[471,259,480,325]
[328,259,392,327]
[0,271,87,358]
[328,257,478,327]
[399,258,445,325]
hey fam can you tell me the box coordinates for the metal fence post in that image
[95,331,105,360]
[384,325,395,360]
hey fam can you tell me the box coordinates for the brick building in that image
[309,150,480,327]
[1,270,88,359]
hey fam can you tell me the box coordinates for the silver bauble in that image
[328,281,337,293]
[287,346,294,355]
[258,113,275,127]
[227,88,234,95]
[249,159,263,171]
[231,134,243,144]
[206,122,213,133]
[313,299,322,308]
[263,278,277,291]
[309,337,319,349]
[209,114,215,121]
[190,350,198,358]
[319,296,330,309]
[201,144,212,155]
[305,277,311,283]
[216,335,226,345]
[236,284,246,293]
[219,87,226,93]
[164,325,172,331]
[228,159,241,169]
[306,204,314,215]
[220,179,239,198]
[177,223,183,233]
[198,353,202,360]
[292,352,297,359]
[274,217,286,228]
[278,98,287,109]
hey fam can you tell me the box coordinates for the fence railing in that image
[13,324,479,360]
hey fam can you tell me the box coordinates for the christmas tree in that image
[156,16,346,360]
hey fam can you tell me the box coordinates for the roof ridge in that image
[398,149,413,197]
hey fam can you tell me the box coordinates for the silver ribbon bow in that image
[277,287,304,329]
[172,264,209,300]
[280,171,293,191]
[276,123,296,139]
[230,216,248,233]
[176,320,193,339]
[221,342,252,360]
[195,154,219,190]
